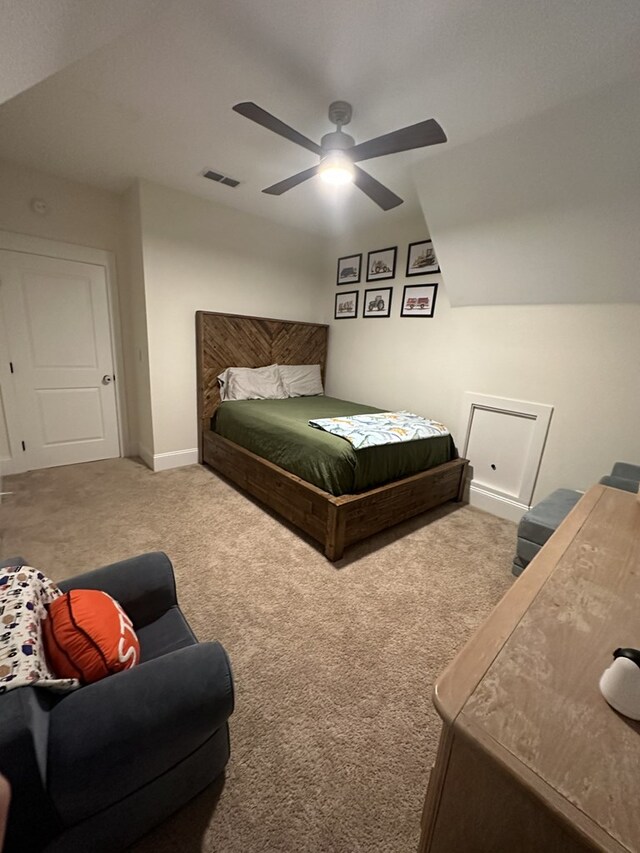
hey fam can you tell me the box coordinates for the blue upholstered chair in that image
[599,461,640,493]
[0,552,234,853]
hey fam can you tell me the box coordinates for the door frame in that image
[0,231,129,475]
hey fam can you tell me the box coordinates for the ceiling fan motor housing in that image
[320,130,355,155]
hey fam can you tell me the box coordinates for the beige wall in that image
[323,212,640,505]
[0,158,121,250]
[137,180,328,459]
[119,183,154,459]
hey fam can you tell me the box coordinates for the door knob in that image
[102,374,113,385]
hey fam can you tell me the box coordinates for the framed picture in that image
[406,239,440,275]
[366,246,397,282]
[334,290,359,319]
[363,287,392,318]
[400,283,438,318]
[336,253,362,285]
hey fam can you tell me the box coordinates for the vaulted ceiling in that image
[1,0,639,235]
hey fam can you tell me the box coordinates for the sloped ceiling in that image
[414,75,640,305]
[0,0,169,105]
[0,0,639,235]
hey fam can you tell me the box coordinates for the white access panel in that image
[466,407,536,496]
[461,393,553,521]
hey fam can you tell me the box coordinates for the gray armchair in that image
[599,461,640,493]
[0,552,234,853]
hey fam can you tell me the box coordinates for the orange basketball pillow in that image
[42,589,140,684]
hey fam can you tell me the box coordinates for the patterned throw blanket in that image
[0,565,79,694]
[308,411,450,450]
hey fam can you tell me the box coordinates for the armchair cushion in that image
[137,606,197,662]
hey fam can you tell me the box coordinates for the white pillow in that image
[217,364,287,401]
[279,364,324,397]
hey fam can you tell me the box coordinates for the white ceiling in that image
[1,0,639,235]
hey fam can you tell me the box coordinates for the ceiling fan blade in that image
[353,167,403,211]
[263,165,320,195]
[233,102,322,155]
[350,119,447,162]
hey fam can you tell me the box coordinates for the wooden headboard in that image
[196,310,329,443]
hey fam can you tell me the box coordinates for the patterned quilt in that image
[308,410,450,450]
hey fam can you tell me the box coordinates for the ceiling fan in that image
[232,100,447,211]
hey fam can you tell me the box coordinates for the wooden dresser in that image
[419,484,640,853]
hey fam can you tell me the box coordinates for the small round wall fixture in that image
[31,198,49,215]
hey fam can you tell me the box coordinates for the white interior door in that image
[0,251,120,470]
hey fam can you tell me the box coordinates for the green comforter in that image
[212,396,456,497]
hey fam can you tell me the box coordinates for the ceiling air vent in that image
[203,169,240,188]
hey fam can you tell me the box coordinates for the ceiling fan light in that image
[319,151,354,186]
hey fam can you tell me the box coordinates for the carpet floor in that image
[1,458,515,853]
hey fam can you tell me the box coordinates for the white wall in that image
[137,180,328,461]
[413,75,640,307]
[0,158,138,468]
[323,212,640,507]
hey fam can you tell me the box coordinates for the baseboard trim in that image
[152,448,199,472]
[468,483,529,523]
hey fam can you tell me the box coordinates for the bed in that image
[196,311,468,560]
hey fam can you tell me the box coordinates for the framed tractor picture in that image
[406,239,440,275]
[401,283,438,318]
[366,246,397,282]
[336,253,362,285]
[363,287,392,318]
[335,290,359,319]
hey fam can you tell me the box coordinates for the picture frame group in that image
[335,283,438,319]
[334,238,440,319]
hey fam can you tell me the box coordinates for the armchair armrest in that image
[47,642,234,825]
[58,552,177,628]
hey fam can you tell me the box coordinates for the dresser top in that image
[434,485,640,852]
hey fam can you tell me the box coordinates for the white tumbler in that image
[599,648,640,721]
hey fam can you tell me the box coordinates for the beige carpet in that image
[1,458,515,853]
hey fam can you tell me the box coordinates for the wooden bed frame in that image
[196,311,468,560]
